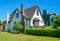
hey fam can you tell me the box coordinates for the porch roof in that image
[33,18,40,21]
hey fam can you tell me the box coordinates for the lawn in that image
[0,31,60,41]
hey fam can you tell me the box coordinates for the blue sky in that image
[0,0,60,20]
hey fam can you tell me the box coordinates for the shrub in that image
[57,27,60,30]
[13,23,23,33]
[53,15,60,29]
[26,28,60,37]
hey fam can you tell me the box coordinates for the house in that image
[0,24,5,31]
[43,9,56,26]
[5,4,44,32]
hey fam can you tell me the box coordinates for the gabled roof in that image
[47,12,56,16]
[8,8,21,23]
[8,5,42,23]
[24,5,38,19]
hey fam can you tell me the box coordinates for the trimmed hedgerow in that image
[26,28,60,37]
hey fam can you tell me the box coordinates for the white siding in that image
[31,8,44,27]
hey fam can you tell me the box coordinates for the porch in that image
[33,18,40,27]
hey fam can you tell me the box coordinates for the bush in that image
[53,15,60,29]
[13,23,23,33]
[26,28,60,37]
[57,27,60,29]
[53,24,57,29]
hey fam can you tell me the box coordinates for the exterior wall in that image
[24,18,31,28]
[50,15,55,26]
[31,8,44,27]
[47,15,50,26]
[5,21,11,31]
[10,10,22,32]
[6,23,11,31]
[27,20,31,28]
[24,18,27,28]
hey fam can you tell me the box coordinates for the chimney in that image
[21,4,24,15]
[43,9,47,15]
[6,13,9,24]
[21,4,26,34]
[5,13,9,32]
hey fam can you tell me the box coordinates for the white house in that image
[5,4,44,32]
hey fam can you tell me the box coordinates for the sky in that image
[0,0,60,20]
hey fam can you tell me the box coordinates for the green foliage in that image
[0,31,60,41]
[13,23,23,32]
[26,28,60,37]
[0,20,3,25]
[0,20,2,25]
[53,15,60,29]
[57,27,60,30]
[2,21,6,24]
[0,20,6,25]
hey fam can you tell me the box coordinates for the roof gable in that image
[47,12,56,16]
[8,8,21,23]
[8,5,41,23]
[24,5,38,19]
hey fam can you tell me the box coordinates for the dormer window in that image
[16,13,19,18]
[37,10,39,15]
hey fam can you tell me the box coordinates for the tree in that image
[0,20,6,25]
[0,20,3,25]
[0,20,6,30]
[13,23,23,33]
[53,15,60,29]
[0,20,2,25]
[2,21,6,24]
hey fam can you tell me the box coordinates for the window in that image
[29,20,30,27]
[37,10,39,15]
[33,20,35,24]
[26,20,28,26]
[51,18,54,26]
[41,21,43,23]
[14,22,16,24]
[26,20,28,25]
[51,18,54,22]
[16,13,19,18]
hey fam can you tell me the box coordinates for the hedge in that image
[26,28,60,37]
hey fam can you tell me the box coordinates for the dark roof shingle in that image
[24,5,38,19]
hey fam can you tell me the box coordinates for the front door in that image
[33,20,39,27]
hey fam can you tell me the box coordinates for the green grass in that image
[0,31,60,41]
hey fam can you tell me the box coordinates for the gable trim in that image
[8,8,21,23]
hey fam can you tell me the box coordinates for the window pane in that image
[51,18,54,22]
[37,10,39,15]
[16,13,19,18]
